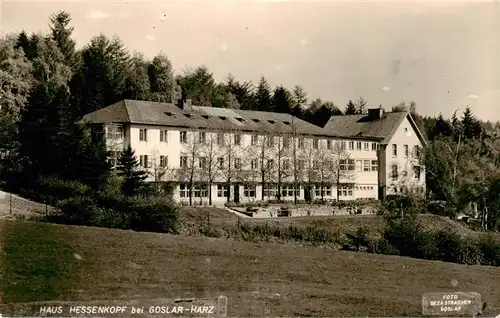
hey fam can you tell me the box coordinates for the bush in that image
[37,176,91,204]
[383,216,436,260]
[477,234,500,266]
[129,196,180,234]
[432,228,463,263]
[367,238,399,255]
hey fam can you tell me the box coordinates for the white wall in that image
[105,124,385,203]
[384,116,426,195]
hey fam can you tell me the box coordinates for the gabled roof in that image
[323,111,427,145]
[80,99,330,137]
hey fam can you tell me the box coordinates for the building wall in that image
[383,116,426,195]
[104,123,384,203]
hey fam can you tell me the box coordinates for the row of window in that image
[392,144,421,158]
[137,128,380,151]
[178,184,365,198]
[180,156,379,172]
[391,165,421,180]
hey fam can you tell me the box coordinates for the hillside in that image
[1,220,499,317]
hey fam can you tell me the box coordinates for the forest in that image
[1,11,500,232]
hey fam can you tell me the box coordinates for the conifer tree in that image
[345,100,357,115]
[116,146,147,196]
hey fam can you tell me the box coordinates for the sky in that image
[1,0,499,121]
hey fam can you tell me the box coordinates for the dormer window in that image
[252,119,260,123]
[283,121,291,125]
[165,112,175,117]
[235,118,245,123]
[219,116,227,120]
[201,115,210,119]
[268,120,275,124]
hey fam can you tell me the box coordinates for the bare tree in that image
[331,140,355,202]
[255,133,275,201]
[315,139,337,201]
[149,148,173,194]
[198,130,222,206]
[299,135,316,203]
[218,129,241,203]
[176,130,201,206]
[273,133,293,202]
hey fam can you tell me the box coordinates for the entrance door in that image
[234,184,240,203]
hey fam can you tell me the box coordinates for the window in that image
[338,184,354,197]
[340,141,346,150]
[363,160,371,171]
[199,157,207,169]
[282,159,290,170]
[413,166,421,180]
[217,133,225,146]
[347,159,355,170]
[364,142,369,151]
[217,185,229,197]
[107,126,124,140]
[298,138,305,149]
[234,158,241,169]
[392,144,397,157]
[391,164,398,180]
[371,160,378,171]
[371,143,378,151]
[283,137,290,148]
[217,157,224,169]
[199,132,206,144]
[349,141,354,150]
[160,130,168,142]
[404,144,409,158]
[267,136,275,147]
[194,184,208,197]
[251,135,258,146]
[180,131,187,143]
[234,134,242,145]
[263,185,277,198]
[139,128,148,141]
[139,155,150,168]
[356,142,362,150]
[340,159,347,171]
[244,185,256,197]
[327,140,332,150]
[180,156,188,168]
[313,139,319,149]
[281,185,299,197]
[413,145,421,158]
[313,160,320,170]
[251,159,258,170]
[315,185,332,197]
[355,160,362,172]
[267,159,274,170]
[179,184,190,198]
[107,151,121,167]
[160,156,168,167]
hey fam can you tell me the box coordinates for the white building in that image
[81,100,426,205]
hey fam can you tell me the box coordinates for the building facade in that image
[82,99,426,205]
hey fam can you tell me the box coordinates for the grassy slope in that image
[1,220,500,317]
[180,207,476,238]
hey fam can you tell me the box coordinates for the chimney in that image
[176,97,184,109]
[368,107,384,120]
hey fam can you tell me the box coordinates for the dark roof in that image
[323,111,427,145]
[81,99,330,137]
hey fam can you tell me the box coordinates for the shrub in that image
[129,196,180,234]
[432,228,463,263]
[367,238,399,255]
[383,216,436,260]
[37,176,91,204]
[344,227,371,252]
[477,234,500,266]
